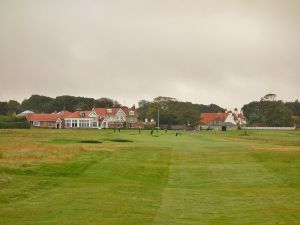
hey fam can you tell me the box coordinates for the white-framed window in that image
[79,120,90,128]
[72,120,78,128]
[65,120,71,128]
[106,109,112,113]
[129,111,134,115]
[33,121,40,126]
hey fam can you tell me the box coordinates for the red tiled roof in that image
[25,114,61,122]
[121,108,138,116]
[19,110,73,121]
[64,111,92,119]
[200,113,228,125]
[94,108,112,116]
[94,108,138,116]
[19,108,139,121]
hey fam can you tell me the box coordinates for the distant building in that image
[19,110,35,115]
[197,110,246,131]
[18,107,142,129]
[18,110,71,128]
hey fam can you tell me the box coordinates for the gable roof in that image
[121,108,138,116]
[19,108,139,121]
[93,108,138,116]
[64,111,92,119]
[24,114,61,122]
[200,113,228,125]
[19,110,72,121]
[200,112,246,125]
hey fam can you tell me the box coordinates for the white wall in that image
[243,126,296,130]
[224,114,237,125]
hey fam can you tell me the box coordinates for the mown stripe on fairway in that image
[151,135,300,225]
[0,146,173,225]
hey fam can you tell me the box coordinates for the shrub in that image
[0,116,30,129]
[143,124,156,130]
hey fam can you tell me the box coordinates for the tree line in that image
[0,95,122,115]
[0,95,225,126]
[138,96,224,126]
[0,93,299,127]
[242,94,300,127]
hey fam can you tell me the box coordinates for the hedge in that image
[0,116,27,122]
[0,121,30,129]
[0,116,30,129]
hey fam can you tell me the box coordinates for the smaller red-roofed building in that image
[197,109,246,131]
[18,110,72,128]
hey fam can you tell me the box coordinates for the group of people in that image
[113,127,182,136]
[149,129,182,136]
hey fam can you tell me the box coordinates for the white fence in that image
[242,126,296,131]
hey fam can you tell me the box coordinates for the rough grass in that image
[0,142,83,169]
[0,129,299,224]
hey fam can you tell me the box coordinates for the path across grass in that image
[0,129,299,224]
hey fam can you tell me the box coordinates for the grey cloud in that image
[0,0,299,109]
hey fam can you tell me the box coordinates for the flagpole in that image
[157,106,160,132]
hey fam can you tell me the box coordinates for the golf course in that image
[0,129,299,225]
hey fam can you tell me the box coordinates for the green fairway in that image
[0,129,299,224]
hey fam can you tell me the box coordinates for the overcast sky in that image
[0,0,299,109]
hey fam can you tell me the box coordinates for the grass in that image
[0,129,299,225]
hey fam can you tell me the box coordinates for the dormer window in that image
[129,111,134,115]
[80,112,85,117]
[106,109,112,113]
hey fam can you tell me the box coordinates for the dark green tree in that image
[242,96,294,126]
[51,95,94,112]
[137,100,150,120]
[95,98,114,108]
[142,97,224,126]
[75,102,90,110]
[0,102,9,115]
[21,95,54,113]
[7,100,21,114]
[285,100,300,116]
